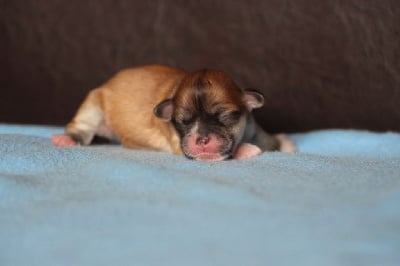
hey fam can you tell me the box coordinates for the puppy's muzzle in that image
[183,133,233,161]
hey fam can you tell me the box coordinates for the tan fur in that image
[66,65,186,154]
[60,64,296,160]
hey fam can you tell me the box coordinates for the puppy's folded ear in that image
[243,89,264,110]
[154,99,174,121]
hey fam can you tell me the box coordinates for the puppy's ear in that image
[154,99,174,121]
[243,89,264,110]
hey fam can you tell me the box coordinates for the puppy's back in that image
[99,65,186,152]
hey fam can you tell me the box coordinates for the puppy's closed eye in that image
[176,114,197,126]
[228,110,243,120]
[219,111,243,125]
[181,117,196,126]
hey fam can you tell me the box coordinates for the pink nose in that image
[196,136,210,146]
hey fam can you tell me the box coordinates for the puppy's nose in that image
[196,136,210,146]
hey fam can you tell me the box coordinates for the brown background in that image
[1,0,399,133]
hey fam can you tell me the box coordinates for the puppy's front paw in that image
[233,143,262,160]
[51,134,78,147]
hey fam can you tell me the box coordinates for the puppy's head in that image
[154,69,264,161]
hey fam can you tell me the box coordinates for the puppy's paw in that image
[275,134,297,153]
[51,134,78,147]
[233,143,262,160]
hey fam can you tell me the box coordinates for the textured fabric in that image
[1,1,400,132]
[0,124,399,266]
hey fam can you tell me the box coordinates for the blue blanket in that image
[1,124,399,266]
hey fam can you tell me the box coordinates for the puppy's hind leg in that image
[275,134,297,153]
[52,89,104,147]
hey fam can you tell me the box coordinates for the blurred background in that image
[1,0,399,133]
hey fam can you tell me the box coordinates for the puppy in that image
[52,65,296,161]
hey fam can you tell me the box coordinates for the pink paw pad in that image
[51,134,77,147]
[233,143,262,160]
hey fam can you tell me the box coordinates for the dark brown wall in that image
[1,0,399,132]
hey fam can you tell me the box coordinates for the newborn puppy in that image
[52,65,296,161]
